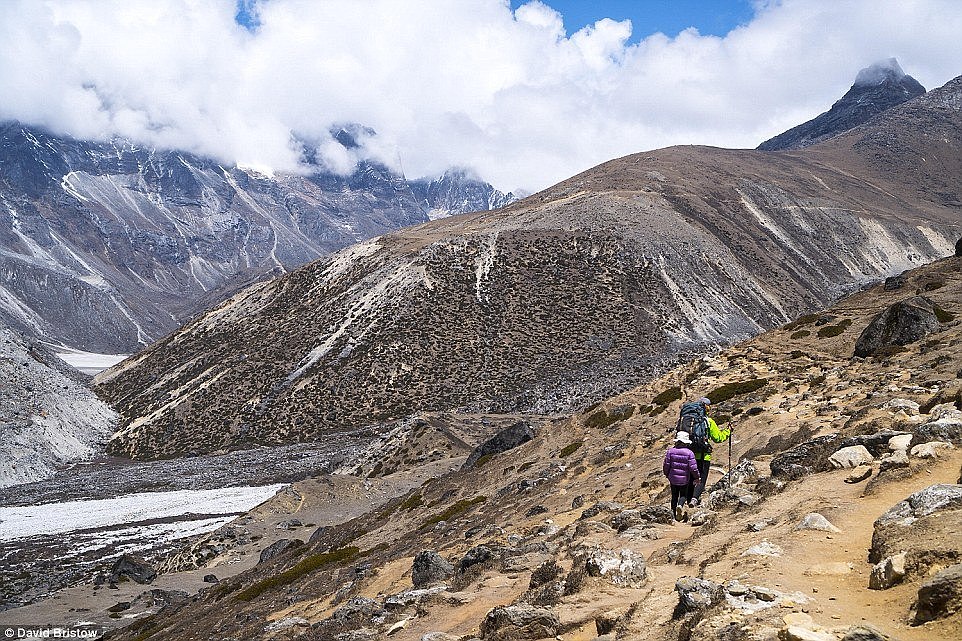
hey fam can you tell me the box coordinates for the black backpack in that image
[677,401,712,453]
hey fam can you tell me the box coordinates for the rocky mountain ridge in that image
[87,252,962,641]
[0,122,511,353]
[96,73,962,460]
[758,59,926,151]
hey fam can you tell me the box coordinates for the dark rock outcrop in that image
[258,538,302,564]
[458,545,495,572]
[770,434,842,480]
[480,604,560,640]
[109,555,156,585]
[462,422,535,470]
[913,563,962,623]
[854,296,942,357]
[411,551,454,587]
[758,59,925,151]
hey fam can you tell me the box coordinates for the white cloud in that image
[1,0,961,192]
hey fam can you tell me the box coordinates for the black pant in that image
[670,484,693,515]
[690,458,711,501]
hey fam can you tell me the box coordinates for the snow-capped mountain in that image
[409,168,517,220]
[758,58,926,151]
[0,123,510,353]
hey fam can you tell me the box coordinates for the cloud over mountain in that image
[2,0,962,192]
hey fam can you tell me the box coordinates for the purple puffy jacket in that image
[663,446,700,486]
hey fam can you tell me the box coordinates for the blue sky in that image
[510,0,756,40]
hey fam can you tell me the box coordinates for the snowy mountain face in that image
[0,323,115,487]
[0,124,508,353]
[98,74,962,460]
[758,58,926,151]
[409,169,517,220]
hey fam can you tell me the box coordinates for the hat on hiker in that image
[697,397,711,406]
[676,431,692,444]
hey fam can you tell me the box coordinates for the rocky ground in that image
[12,255,956,641]
[0,325,116,488]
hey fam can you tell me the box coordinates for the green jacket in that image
[694,417,730,461]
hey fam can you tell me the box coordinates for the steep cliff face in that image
[0,124,511,353]
[758,58,926,151]
[96,75,962,460]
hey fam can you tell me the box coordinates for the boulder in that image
[264,617,310,633]
[458,545,494,572]
[840,430,910,457]
[879,449,910,472]
[888,434,913,451]
[841,624,893,641]
[384,586,447,611]
[752,586,777,602]
[910,441,954,458]
[202,574,218,584]
[110,555,157,585]
[480,605,560,640]
[882,399,920,415]
[585,548,647,588]
[610,505,673,530]
[130,588,188,611]
[794,513,841,533]
[674,577,724,615]
[779,626,836,641]
[868,552,906,590]
[579,501,624,519]
[913,563,962,623]
[412,551,454,587]
[710,459,759,492]
[462,422,534,470]
[854,296,942,357]
[829,445,874,469]
[258,538,302,564]
[770,434,842,480]
[875,484,962,528]
[845,465,873,484]
[916,405,962,444]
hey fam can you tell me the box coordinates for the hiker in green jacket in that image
[687,397,731,507]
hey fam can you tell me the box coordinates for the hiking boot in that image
[675,505,683,521]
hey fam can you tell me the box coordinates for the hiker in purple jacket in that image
[664,431,701,521]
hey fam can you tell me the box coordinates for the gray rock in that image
[829,445,874,469]
[458,545,495,572]
[726,581,749,596]
[384,586,447,611]
[888,433,913,451]
[710,459,759,492]
[130,588,188,612]
[841,624,892,641]
[770,434,842,480]
[258,538,302,564]
[913,563,962,623]
[480,604,560,640]
[674,577,724,614]
[412,551,454,587]
[751,586,777,602]
[845,464,873,484]
[462,422,534,470]
[690,510,716,527]
[264,617,310,633]
[619,526,661,540]
[840,430,910,458]
[875,484,962,528]
[610,505,673,531]
[308,525,330,543]
[910,441,954,458]
[110,555,156,585]
[854,296,942,357]
[879,449,910,472]
[868,552,906,590]
[585,549,647,588]
[580,501,624,519]
[574,521,616,537]
[795,513,841,533]
[202,574,218,583]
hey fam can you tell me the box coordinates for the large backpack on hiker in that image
[677,401,712,454]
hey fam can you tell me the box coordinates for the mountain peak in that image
[758,59,925,151]
[853,57,908,86]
